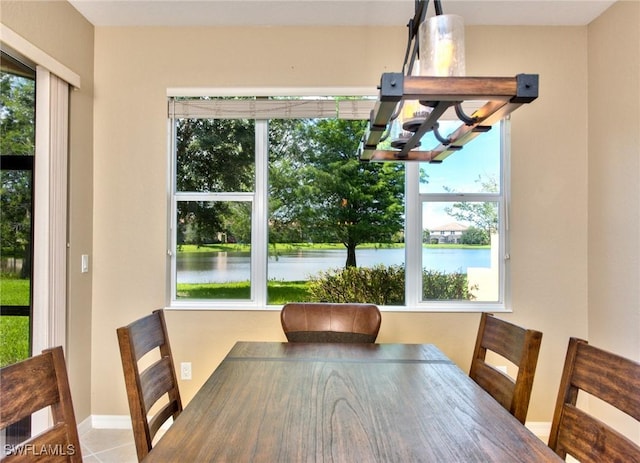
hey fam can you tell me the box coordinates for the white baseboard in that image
[90,415,133,429]
[525,421,551,440]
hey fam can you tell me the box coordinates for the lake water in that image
[177,248,491,284]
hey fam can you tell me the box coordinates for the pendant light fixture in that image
[359,0,538,162]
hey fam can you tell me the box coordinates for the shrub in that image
[308,265,475,304]
[308,265,405,305]
[422,270,476,300]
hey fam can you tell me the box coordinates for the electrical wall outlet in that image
[180,362,192,380]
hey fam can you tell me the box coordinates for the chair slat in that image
[140,357,176,413]
[127,314,166,362]
[469,360,515,411]
[571,343,640,421]
[147,401,180,438]
[556,404,640,462]
[479,314,527,364]
[4,423,75,463]
[0,355,58,428]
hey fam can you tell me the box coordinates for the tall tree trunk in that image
[345,244,357,268]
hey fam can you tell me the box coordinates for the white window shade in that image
[168,97,483,122]
[169,98,376,120]
[33,68,69,356]
[337,99,378,120]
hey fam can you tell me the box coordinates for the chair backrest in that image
[117,309,182,462]
[281,302,381,343]
[548,337,640,462]
[0,346,82,462]
[468,313,543,424]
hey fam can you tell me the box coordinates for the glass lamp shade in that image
[419,14,466,76]
[401,100,430,133]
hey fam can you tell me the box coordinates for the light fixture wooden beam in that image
[358,73,538,162]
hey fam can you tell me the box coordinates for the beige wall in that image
[588,0,640,360]
[2,0,639,431]
[587,0,640,438]
[0,0,94,420]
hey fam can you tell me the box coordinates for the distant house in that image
[429,222,468,244]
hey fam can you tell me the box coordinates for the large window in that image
[168,93,509,311]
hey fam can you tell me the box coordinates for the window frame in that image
[167,88,511,312]
[405,120,511,312]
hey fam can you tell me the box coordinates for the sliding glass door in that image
[0,50,36,444]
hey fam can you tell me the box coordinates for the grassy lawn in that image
[0,276,31,366]
[0,315,29,367]
[177,280,312,304]
[0,277,30,305]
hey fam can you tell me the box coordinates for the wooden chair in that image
[469,313,542,424]
[548,337,640,462]
[117,309,182,462]
[0,346,82,462]
[281,302,381,343]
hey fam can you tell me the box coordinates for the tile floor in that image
[79,428,139,463]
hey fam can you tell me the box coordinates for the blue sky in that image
[418,120,501,229]
[420,120,500,194]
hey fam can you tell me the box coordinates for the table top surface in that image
[143,342,562,463]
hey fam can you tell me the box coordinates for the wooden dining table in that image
[143,342,562,462]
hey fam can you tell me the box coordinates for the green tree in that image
[270,118,405,268]
[460,226,489,245]
[422,229,431,243]
[1,72,35,277]
[268,119,309,244]
[175,114,255,245]
[1,73,35,156]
